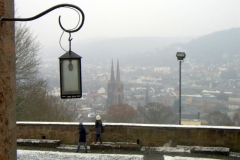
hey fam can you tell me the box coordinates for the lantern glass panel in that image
[62,59,80,94]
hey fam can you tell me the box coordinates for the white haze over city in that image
[15,0,240,58]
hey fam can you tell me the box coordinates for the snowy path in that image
[17,150,144,160]
[17,150,225,160]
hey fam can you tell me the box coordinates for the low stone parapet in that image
[177,145,229,156]
[17,139,61,148]
[191,146,229,154]
[16,122,240,152]
[90,142,142,150]
[230,151,240,158]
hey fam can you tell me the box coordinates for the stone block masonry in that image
[17,122,240,152]
[0,0,16,160]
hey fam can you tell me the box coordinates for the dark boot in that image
[100,138,102,144]
[76,142,80,152]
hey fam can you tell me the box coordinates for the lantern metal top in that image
[59,51,82,59]
[176,52,186,61]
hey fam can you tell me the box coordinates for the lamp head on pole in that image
[59,51,82,99]
[176,52,186,61]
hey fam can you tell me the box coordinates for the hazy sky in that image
[15,0,240,47]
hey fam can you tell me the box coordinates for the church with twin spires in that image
[107,60,124,109]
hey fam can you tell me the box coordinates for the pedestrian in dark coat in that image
[76,123,88,153]
[95,115,103,144]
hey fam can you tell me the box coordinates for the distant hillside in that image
[43,28,240,67]
[122,27,240,66]
[72,37,192,64]
[185,28,240,62]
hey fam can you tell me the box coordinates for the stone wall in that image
[17,122,240,152]
[0,0,16,160]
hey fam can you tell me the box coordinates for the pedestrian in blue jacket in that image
[76,123,88,153]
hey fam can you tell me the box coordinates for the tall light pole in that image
[176,52,186,125]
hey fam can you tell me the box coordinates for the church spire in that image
[145,85,149,104]
[107,59,124,108]
[110,59,115,81]
[116,59,121,82]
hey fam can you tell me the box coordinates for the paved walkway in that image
[17,145,239,160]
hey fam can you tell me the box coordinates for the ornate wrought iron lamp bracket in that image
[0,3,85,99]
[0,3,85,33]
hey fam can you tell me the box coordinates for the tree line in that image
[105,102,182,124]
[105,102,240,126]
[15,23,74,122]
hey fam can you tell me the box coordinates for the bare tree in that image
[15,23,74,122]
[138,102,177,124]
[16,79,48,120]
[15,23,41,81]
[50,99,76,122]
[106,104,138,123]
[232,110,240,126]
[15,23,41,107]
[205,111,233,126]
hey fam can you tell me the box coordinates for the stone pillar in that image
[0,0,16,159]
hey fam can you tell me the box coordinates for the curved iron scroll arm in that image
[0,3,85,33]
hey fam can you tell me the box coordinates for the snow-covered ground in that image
[141,146,190,153]
[17,150,226,160]
[17,144,236,160]
[164,155,221,160]
[17,150,144,160]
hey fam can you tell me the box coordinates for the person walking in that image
[76,123,88,153]
[95,115,103,144]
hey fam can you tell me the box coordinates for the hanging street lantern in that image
[0,4,85,99]
[59,51,82,98]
